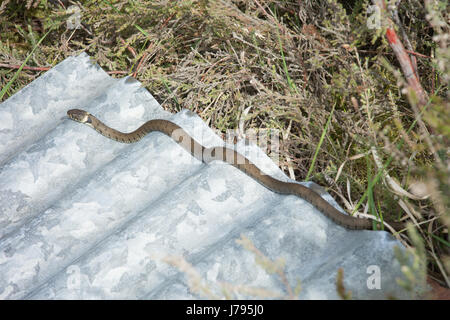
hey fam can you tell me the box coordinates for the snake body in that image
[67,109,404,231]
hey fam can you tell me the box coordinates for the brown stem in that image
[0,63,50,71]
[372,0,428,108]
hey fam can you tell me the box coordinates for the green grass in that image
[0,0,448,292]
[305,103,335,181]
[0,24,54,100]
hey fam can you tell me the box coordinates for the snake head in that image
[67,109,91,124]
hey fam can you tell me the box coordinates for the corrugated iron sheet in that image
[0,53,419,299]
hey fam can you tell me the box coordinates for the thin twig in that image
[0,63,50,71]
[391,1,419,79]
[106,70,129,75]
[132,52,147,78]
[372,0,428,107]
[119,36,137,57]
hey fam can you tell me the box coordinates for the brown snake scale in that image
[67,109,404,232]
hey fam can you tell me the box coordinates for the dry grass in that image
[0,0,448,292]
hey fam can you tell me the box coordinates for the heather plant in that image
[1,0,448,293]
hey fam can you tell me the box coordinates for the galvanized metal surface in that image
[0,53,416,299]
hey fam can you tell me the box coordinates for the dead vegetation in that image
[0,0,448,292]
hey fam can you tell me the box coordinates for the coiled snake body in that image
[67,109,404,231]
